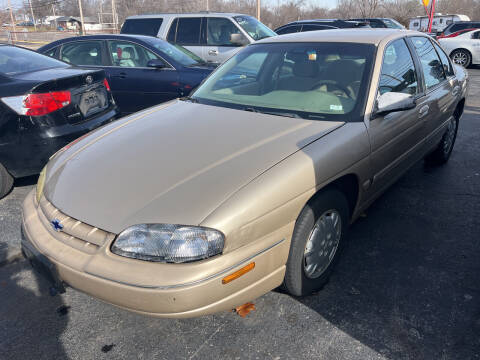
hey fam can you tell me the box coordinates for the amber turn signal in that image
[222,262,255,284]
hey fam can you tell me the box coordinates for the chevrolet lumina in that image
[22,30,468,318]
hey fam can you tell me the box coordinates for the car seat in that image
[119,47,136,67]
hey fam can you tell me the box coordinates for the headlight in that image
[111,224,225,263]
[36,167,46,204]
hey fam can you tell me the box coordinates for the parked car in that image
[38,34,215,115]
[437,21,480,38]
[348,18,405,29]
[120,13,277,63]
[22,29,467,317]
[0,44,117,199]
[439,29,480,67]
[437,28,479,39]
[275,19,369,35]
[16,21,34,27]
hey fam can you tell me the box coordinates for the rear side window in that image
[472,31,480,39]
[44,46,58,58]
[276,25,301,35]
[379,39,418,95]
[0,45,68,75]
[368,20,385,28]
[170,18,202,45]
[301,25,335,32]
[411,37,446,90]
[60,41,103,66]
[121,18,163,37]
[432,42,454,77]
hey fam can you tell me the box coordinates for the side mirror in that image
[146,59,166,69]
[374,92,416,117]
[230,33,249,46]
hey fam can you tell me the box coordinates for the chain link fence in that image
[0,28,114,49]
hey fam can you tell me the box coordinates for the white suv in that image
[120,12,277,63]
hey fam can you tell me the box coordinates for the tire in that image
[425,116,459,166]
[450,49,472,68]
[0,163,14,199]
[283,189,349,297]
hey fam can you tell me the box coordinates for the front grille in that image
[38,196,115,254]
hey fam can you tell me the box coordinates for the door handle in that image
[419,105,429,118]
[113,72,127,79]
[208,50,218,56]
[452,86,461,96]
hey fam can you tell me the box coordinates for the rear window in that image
[121,18,163,37]
[168,17,202,45]
[0,45,68,75]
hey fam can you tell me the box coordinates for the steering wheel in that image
[309,80,354,99]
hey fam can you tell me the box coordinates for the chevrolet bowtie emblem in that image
[51,219,64,232]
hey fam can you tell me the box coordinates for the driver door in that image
[368,38,429,195]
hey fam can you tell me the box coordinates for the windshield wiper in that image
[180,96,198,103]
[244,107,301,118]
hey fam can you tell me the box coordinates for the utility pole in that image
[7,0,17,41]
[52,3,57,29]
[256,0,261,21]
[28,0,37,31]
[111,0,118,33]
[78,0,86,35]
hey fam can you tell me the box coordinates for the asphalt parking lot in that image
[1,69,479,360]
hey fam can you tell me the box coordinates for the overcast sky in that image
[4,0,339,11]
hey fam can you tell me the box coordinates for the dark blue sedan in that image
[38,34,215,115]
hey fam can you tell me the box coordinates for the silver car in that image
[120,13,277,63]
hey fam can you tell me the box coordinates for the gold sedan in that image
[22,29,468,318]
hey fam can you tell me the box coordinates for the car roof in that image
[257,28,420,45]
[40,34,164,48]
[126,12,246,19]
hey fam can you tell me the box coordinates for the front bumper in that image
[22,190,289,318]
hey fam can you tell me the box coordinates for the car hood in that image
[44,100,344,234]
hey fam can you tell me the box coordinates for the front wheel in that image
[425,116,459,165]
[283,189,349,297]
[450,49,471,68]
[0,163,14,199]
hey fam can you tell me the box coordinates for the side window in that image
[472,31,480,39]
[369,20,384,28]
[108,41,163,67]
[207,17,245,46]
[174,18,202,45]
[378,39,418,96]
[301,25,333,32]
[44,47,58,58]
[276,25,301,35]
[120,18,163,37]
[167,18,178,42]
[433,42,454,77]
[411,37,447,90]
[60,41,103,66]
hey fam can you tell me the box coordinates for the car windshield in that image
[146,38,205,66]
[192,42,375,121]
[233,16,277,40]
[382,18,404,29]
[0,45,68,75]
